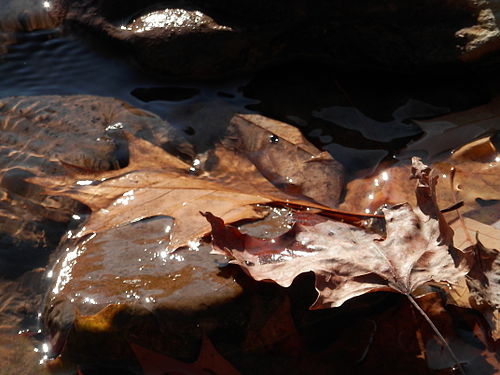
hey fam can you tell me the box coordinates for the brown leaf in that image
[204,158,468,309]
[223,114,344,207]
[441,216,500,340]
[29,128,354,252]
[450,136,496,163]
[466,239,500,340]
[341,140,499,225]
[130,335,240,375]
[29,133,277,251]
[448,216,500,251]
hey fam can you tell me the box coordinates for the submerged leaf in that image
[29,117,356,251]
[31,133,276,251]
[341,138,499,225]
[205,158,468,309]
[130,335,240,375]
[223,114,344,207]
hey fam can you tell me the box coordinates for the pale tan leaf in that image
[450,136,496,162]
[448,216,500,251]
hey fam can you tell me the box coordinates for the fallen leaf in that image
[29,118,360,251]
[450,136,496,163]
[465,239,500,340]
[341,139,499,225]
[223,114,344,207]
[204,158,468,309]
[130,335,240,375]
[440,214,500,340]
[30,135,338,250]
[447,216,500,251]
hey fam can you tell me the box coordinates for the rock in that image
[43,213,311,373]
[457,1,500,61]
[0,0,61,32]
[0,0,63,55]
[0,95,191,277]
[49,0,500,78]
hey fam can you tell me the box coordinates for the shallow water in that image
[0,21,498,375]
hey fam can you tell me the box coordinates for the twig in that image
[406,294,466,375]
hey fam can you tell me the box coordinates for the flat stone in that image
[0,95,191,277]
[43,213,300,373]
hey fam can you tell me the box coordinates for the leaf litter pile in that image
[32,115,498,374]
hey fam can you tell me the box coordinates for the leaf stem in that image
[406,294,466,375]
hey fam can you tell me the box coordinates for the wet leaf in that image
[465,239,500,340]
[204,158,468,309]
[448,216,500,251]
[450,136,496,163]
[223,114,344,207]
[341,138,499,225]
[130,335,240,375]
[29,120,355,252]
[439,215,500,340]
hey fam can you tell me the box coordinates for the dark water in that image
[0,29,494,175]
[0,24,498,375]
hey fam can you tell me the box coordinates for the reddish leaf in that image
[130,335,240,375]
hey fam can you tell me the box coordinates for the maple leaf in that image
[204,157,468,309]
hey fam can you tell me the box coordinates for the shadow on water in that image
[0,24,498,375]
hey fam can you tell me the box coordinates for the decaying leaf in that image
[448,216,500,251]
[466,239,500,341]
[450,136,496,163]
[341,136,499,225]
[29,127,351,252]
[29,114,362,251]
[130,335,240,375]
[204,158,468,309]
[439,214,500,340]
[223,114,344,207]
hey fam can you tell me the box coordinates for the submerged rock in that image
[0,95,191,277]
[43,211,327,374]
[0,0,62,32]
[49,0,500,78]
[0,0,63,55]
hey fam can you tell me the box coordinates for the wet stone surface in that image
[0,95,191,277]
[43,211,311,373]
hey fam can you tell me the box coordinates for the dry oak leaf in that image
[204,158,468,309]
[448,216,500,252]
[29,132,351,252]
[444,216,500,340]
